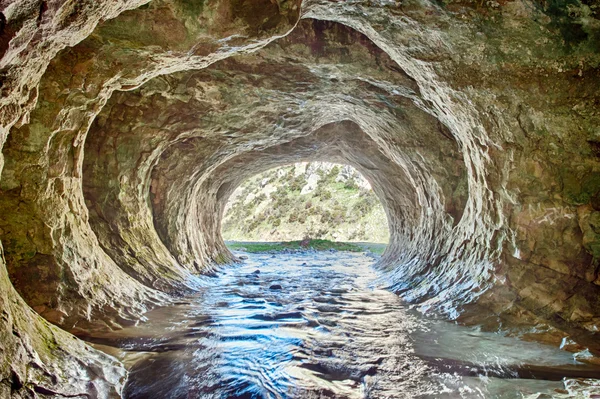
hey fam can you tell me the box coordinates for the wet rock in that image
[560,337,586,353]
[316,305,342,313]
[269,284,283,290]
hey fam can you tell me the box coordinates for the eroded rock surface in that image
[0,0,599,396]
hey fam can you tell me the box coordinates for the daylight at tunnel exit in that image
[0,0,600,398]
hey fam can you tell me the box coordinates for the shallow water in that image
[85,251,600,398]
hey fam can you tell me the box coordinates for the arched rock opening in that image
[79,17,478,311]
[0,0,599,396]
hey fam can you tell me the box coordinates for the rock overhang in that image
[80,18,476,306]
[0,0,600,396]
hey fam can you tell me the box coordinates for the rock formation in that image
[0,0,598,396]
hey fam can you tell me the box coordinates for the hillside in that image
[221,163,390,243]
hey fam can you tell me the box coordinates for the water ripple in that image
[84,251,600,398]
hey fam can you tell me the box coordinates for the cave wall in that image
[0,0,301,396]
[0,0,599,396]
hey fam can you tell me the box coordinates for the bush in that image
[288,175,306,191]
[352,195,377,217]
[326,166,340,182]
[246,217,261,232]
[313,186,332,200]
[344,179,359,190]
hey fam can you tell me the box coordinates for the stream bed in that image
[84,251,600,398]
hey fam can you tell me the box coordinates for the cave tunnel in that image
[0,0,600,397]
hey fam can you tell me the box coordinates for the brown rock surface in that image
[0,0,599,395]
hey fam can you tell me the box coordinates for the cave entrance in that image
[221,162,389,254]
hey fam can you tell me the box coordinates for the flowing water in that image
[84,251,600,398]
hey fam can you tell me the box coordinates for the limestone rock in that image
[0,0,599,395]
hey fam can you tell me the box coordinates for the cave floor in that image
[82,251,600,398]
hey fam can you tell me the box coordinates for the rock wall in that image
[0,0,301,396]
[0,0,599,396]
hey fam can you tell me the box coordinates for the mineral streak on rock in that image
[0,0,599,396]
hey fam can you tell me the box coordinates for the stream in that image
[84,251,600,398]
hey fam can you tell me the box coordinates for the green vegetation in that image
[562,169,600,205]
[221,163,389,243]
[226,239,364,253]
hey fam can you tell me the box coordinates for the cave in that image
[0,0,599,397]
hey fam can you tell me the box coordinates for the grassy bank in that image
[226,239,386,254]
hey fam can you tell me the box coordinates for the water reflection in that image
[84,252,600,398]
